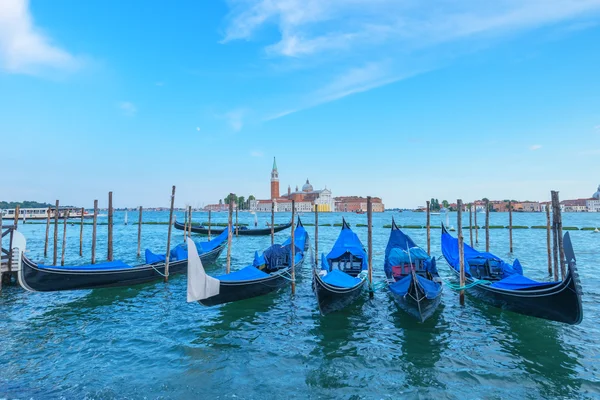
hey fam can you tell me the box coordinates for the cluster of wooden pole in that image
[457,199,465,305]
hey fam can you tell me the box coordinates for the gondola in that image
[174,219,292,236]
[385,218,442,322]
[313,219,367,315]
[441,225,583,325]
[188,218,308,306]
[18,228,229,292]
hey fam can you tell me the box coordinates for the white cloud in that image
[118,101,137,116]
[224,109,246,131]
[224,0,600,118]
[0,0,81,74]
[250,150,264,157]
[530,144,542,150]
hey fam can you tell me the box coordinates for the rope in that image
[149,263,167,277]
[441,277,490,291]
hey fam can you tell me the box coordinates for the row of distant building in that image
[441,185,600,213]
[204,158,385,213]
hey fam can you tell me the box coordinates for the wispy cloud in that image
[224,109,246,131]
[0,0,82,75]
[250,150,264,157]
[594,124,600,131]
[224,0,600,118]
[118,101,137,116]
[530,144,542,151]
[155,81,165,86]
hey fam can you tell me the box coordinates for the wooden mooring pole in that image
[79,207,84,257]
[552,191,566,279]
[53,200,59,265]
[164,186,176,282]
[14,205,20,230]
[457,199,465,305]
[183,208,188,241]
[61,209,69,266]
[546,204,552,277]
[44,206,51,258]
[367,196,373,297]
[474,205,478,244]
[91,200,98,264]
[551,192,560,281]
[485,199,490,252]
[226,194,234,274]
[469,203,473,248]
[291,200,296,295]
[508,200,513,253]
[188,206,192,239]
[235,205,239,237]
[137,206,143,257]
[208,210,212,240]
[426,200,431,256]
[107,192,113,261]
[314,204,319,267]
[271,201,275,245]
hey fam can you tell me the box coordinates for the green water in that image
[1,211,599,399]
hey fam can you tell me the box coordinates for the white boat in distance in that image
[1,207,92,220]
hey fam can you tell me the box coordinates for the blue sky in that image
[1,0,599,208]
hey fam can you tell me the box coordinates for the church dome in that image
[302,179,313,192]
[593,184,600,200]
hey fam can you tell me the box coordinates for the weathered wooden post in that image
[485,199,490,252]
[137,206,143,257]
[79,207,84,257]
[208,209,212,240]
[469,203,474,248]
[226,194,234,274]
[508,200,513,253]
[164,186,176,282]
[314,204,319,267]
[91,200,98,264]
[183,208,188,241]
[552,191,566,279]
[291,200,296,295]
[235,206,239,237]
[457,199,465,305]
[551,196,559,281]
[53,200,59,265]
[107,192,113,261]
[546,204,552,277]
[474,205,478,244]
[44,206,51,258]
[188,206,192,239]
[367,196,373,298]
[271,201,275,245]
[61,209,69,266]
[13,205,20,230]
[426,200,431,255]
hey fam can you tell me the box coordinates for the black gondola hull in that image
[447,263,583,325]
[313,270,366,315]
[19,243,226,292]
[174,220,292,236]
[389,281,442,322]
[199,259,304,306]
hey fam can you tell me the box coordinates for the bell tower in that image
[270,157,279,199]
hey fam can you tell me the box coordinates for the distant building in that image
[204,200,229,212]
[334,196,385,212]
[561,199,587,212]
[519,201,540,212]
[586,198,600,212]
[593,185,600,200]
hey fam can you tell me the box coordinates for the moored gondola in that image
[18,229,229,292]
[441,225,583,325]
[313,219,367,315]
[174,219,292,236]
[188,218,308,306]
[385,218,442,322]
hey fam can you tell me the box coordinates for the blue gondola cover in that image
[326,225,367,270]
[321,269,362,288]
[217,266,270,281]
[389,274,441,299]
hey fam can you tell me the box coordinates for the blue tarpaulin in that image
[321,269,363,288]
[490,274,555,290]
[144,227,229,264]
[388,274,442,299]
[325,223,367,270]
[217,266,270,281]
[384,226,437,277]
[441,228,521,278]
[283,222,308,252]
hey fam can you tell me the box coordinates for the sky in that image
[1,0,600,209]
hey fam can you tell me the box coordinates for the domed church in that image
[593,185,600,200]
